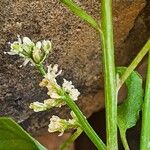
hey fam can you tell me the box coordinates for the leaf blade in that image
[60,0,99,30]
[0,117,47,150]
[117,67,144,150]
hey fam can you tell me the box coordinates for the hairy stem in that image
[101,0,118,149]
[140,51,150,150]
[118,39,150,89]
[59,128,83,150]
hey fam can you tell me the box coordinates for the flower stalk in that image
[118,39,150,89]
[36,64,46,76]
[59,128,83,150]
[101,0,118,149]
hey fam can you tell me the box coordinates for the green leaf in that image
[60,0,99,30]
[117,67,144,150]
[0,117,47,150]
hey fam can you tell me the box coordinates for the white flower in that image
[62,79,80,101]
[40,64,62,99]
[36,41,42,49]
[44,99,65,108]
[45,64,62,82]
[48,116,68,136]
[29,98,65,112]
[40,79,61,99]
[23,37,34,46]
[48,111,80,136]
[29,101,47,112]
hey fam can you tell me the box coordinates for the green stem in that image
[140,51,150,150]
[101,0,118,149]
[118,39,150,89]
[59,128,83,150]
[35,64,46,76]
[62,92,106,150]
[119,129,130,150]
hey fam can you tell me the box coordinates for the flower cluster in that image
[29,64,81,135]
[29,99,64,112]
[48,111,80,136]
[30,64,80,112]
[62,79,80,101]
[8,37,82,136]
[6,35,52,66]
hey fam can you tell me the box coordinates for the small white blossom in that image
[62,79,80,101]
[23,37,34,46]
[40,78,61,99]
[48,111,80,136]
[36,41,42,49]
[48,116,68,136]
[29,99,65,112]
[45,64,62,82]
[29,102,47,112]
[44,99,65,108]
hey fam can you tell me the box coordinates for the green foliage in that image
[117,67,144,150]
[0,117,47,150]
[60,0,100,31]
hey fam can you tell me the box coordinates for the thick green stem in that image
[59,128,83,150]
[101,0,118,149]
[35,64,46,76]
[140,51,150,150]
[118,39,150,89]
[62,92,106,150]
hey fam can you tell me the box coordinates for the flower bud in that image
[32,48,45,64]
[29,102,47,112]
[22,37,35,55]
[10,41,23,54]
[42,40,52,54]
